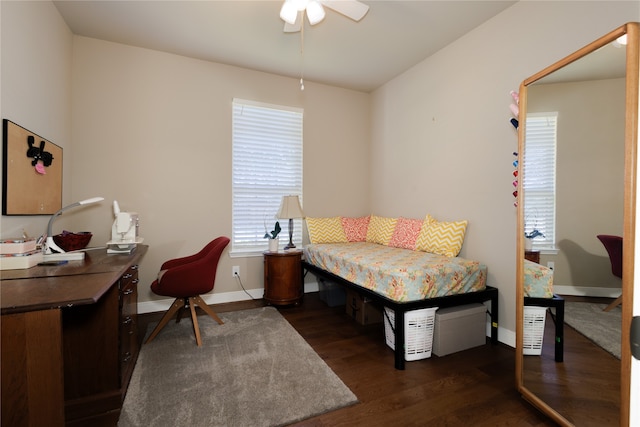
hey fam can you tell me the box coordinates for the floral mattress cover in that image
[304,242,487,302]
[524,259,554,298]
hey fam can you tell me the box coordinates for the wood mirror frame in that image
[516,22,639,426]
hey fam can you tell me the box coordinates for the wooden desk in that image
[1,246,147,427]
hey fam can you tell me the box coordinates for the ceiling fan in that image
[279,0,370,33]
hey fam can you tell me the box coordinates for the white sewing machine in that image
[106,201,143,254]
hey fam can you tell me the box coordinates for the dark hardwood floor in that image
[138,293,559,426]
[523,296,620,426]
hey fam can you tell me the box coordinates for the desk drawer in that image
[119,265,139,389]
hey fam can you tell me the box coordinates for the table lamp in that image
[45,197,104,254]
[276,195,304,250]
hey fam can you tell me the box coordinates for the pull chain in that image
[300,23,305,91]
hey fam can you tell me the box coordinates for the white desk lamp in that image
[44,197,104,255]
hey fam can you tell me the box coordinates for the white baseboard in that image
[496,326,515,349]
[553,285,622,298]
[305,281,319,293]
[138,280,320,314]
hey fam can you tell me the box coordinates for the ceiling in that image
[53,0,516,93]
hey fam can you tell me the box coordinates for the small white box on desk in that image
[0,251,43,270]
[0,238,37,254]
[433,303,487,357]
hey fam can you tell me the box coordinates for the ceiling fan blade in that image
[283,10,303,33]
[320,0,369,22]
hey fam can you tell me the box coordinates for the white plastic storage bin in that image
[384,306,438,361]
[433,303,487,356]
[523,306,547,355]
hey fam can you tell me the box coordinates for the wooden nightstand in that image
[525,250,540,264]
[263,250,303,306]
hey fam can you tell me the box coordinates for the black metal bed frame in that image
[523,294,564,362]
[302,260,499,370]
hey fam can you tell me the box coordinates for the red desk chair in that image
[145,236,230,346]
[597,234,623,312]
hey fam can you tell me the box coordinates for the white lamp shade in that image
[79,197,104,205]
[276,195,304,219]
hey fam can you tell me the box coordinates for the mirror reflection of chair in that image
[597,234,623,312]
[145,236,230,346]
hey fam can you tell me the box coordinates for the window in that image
[231,99,303,254]
[523,112,557,251]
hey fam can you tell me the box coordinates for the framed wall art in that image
[2,119,62,215]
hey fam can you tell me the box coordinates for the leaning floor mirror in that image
[516,22,639,426]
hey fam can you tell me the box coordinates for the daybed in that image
[523,259,564,362]
[302,215,499,370]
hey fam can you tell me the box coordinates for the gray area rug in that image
[119,306,358,427]
[562,302,621,359]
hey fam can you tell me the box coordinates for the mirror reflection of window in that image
[523,112,557,250]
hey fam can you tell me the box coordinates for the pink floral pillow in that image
[341,216,370,242]
[388,217,424,250]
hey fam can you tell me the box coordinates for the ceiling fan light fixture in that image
[292,0,310,11]
[280,1,299,24]
[281,0,369,32]
[306,1,325,25]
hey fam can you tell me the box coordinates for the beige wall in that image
[68,37,371,308]
[2,0,639,343]
[370,1,638,343]
[1,1,73,238]
[1,2,370,311]
[529,79,625,291]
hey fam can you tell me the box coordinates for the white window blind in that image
[523,112,557,250]
[232,98,303,254]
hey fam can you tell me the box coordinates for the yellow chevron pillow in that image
[415,214,468,257]
[366,215,398,245]
[305,217,348,244]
